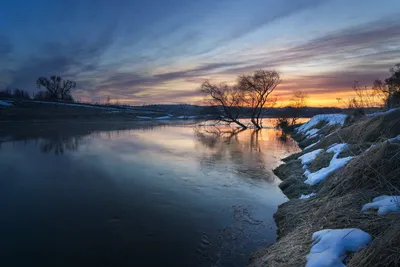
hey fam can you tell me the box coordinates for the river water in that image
[0,121,300,267]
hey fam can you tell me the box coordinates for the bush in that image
[275,117,290,130]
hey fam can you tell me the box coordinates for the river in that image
[0,120,300,267]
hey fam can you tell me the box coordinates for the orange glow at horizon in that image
[94,89,363,108]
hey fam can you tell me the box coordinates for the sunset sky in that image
[1,0,400,106]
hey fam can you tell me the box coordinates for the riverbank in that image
[250,109,400,266]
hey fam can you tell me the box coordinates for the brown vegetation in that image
[250,108,400,267]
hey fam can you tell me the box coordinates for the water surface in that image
[0,121,300,267]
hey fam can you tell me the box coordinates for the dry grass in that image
[251,112,400,267]
[321,142,400,197]
[338,143,373,158]
[249,189,399,267]
[349,223,400,267]
[273,160,315,199]
[316,109,400,149]
[308,151,334,173]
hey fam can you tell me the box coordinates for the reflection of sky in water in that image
[0,123,300,267]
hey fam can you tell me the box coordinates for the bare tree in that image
[238,70,280,129]
[373,63,400,109]
[12,88,31,99]
[200,81,247,129]
[289,90,309,125]
[36,75,76,101]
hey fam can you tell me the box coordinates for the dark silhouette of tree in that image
[200,81,248,129]
[373,64,400,109]
[12,88,31,99]
[289,90,308,125]
[34,91,50,101]
[36,75,76,101]
[0,89,12,98]
[40,136,80,155]
[238,70,280,129]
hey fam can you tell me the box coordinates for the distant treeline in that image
[0,75,76,102]
[0,88,69,101]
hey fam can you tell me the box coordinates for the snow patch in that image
[30,100,119,110]
[297,114,347,134]
[308,133,320,139]
[0,100,12,107]
[304,156,353,185]
[361,196,400,215]
[304,143,352,185]
[367,108,400,117]
[176,115,198,119]
[305,128,319,137]
[300,192,316,199]
[327,143,348,154]
[136,116,152,119]
[299,149,323,165]
[306,228,372,267]
[154,115,173,120]
[388,134,400,143]
[305,141,320,151]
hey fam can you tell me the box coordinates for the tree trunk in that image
[234,119,248,129]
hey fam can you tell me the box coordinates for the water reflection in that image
[0,122,160,154]
[0,121,300,267]
[194,125,297,182]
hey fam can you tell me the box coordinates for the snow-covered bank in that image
[296,114,347,134]
[250,110,400,267]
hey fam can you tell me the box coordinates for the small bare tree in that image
[200,81,247,129]
[373,64,400,109]
[238,70,280,129]
[36,75,76,101]
[289,90,309,125]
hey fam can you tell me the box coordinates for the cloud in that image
[0,36,13,56]
[2,1,400,105]
[94,62,243,92]
[210,0,329,47]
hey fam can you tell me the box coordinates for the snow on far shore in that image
[31,100,119,110]
[367,108,400,117]
[154,115,173,120]
[296,114,347,134]
[304,143,353,185]
[136,116,152,119]
[0,100,13,107]
[176,115,198,119]
[299,149,323,165]
[361,196,400,215]
[306,228,372,267]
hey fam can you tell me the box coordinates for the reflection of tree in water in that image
[1,123,160,155]
[194,126,274,182]
[277,131,288,143]
[39,135,82,155]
